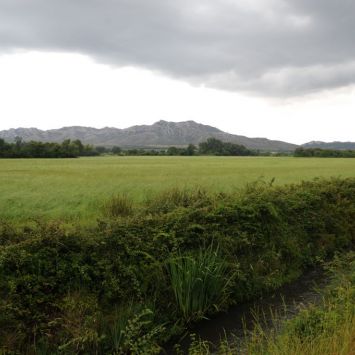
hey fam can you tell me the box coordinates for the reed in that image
[166,245,233,323]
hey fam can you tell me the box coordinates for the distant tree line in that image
[119,144,199,156]
[0,137,286,158]
[112,138,258,156]
[198,138,255,156]
[0,137,99,158]
[294,147,355,158]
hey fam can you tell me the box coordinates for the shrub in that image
[104,304,164,354]
[55,292,103,353]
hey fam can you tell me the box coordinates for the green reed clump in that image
[145,187,215,214]
[166,245,233,323]
[102,194,133,217]
[192,252,355,355]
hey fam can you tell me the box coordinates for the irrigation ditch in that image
[164,267,328,354]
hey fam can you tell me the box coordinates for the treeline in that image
[295,147,355,158]
[0,138,99,158]
[112,144,198,156]
[0,137,262,158]
[3,137,355,159]
[110,138,258,156]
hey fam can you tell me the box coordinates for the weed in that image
[105,305,164,354]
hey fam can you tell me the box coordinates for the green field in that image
[1,156,355,222]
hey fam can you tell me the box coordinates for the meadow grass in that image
[1,156,355,222]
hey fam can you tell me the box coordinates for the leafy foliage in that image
[184,252,355,355]
[0,137,98,158]
[0,178,355,352]
[198,137,255,156]
[295,147,355,158]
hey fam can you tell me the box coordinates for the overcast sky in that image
[0,0,355,144]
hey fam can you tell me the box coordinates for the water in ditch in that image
[163,267,328,354]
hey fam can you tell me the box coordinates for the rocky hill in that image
[0,120,298,151]
[302,141,355,150]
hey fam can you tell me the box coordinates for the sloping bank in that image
[0,178,355,353]
[182,252,355,355]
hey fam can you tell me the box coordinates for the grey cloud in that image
[0,0,354,96]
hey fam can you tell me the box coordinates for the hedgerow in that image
[0,178,354,352]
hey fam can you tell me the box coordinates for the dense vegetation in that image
[3,137,355,159]
[0,138,99,158]
[295,147,355,158]
[0,137,261,158]
[0,178,354,353]
[247,252,355,355]
[104,138,267,156]
[198,138,255,156]
[187,252,355,354]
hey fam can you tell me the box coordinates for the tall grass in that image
[185,252,355,355]
[102,194,133,217]
[245,293,355,354]
[249,317,355,355]
[166,245,233,323]
[146,187,213,214]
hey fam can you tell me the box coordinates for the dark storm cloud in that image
[0,0,355,96]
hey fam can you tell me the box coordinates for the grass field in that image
[1,156,355,222]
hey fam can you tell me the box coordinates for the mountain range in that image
[0,120,297,151]
[302,141,355,150]
[0,120,353,151]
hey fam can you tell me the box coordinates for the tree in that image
[198,138,253,156]
[167,146,180,155]
[71,139,84,155]
[111,146,122,155]
[186,144,197,156]
[95,146,108,155]
[199,138,225,155]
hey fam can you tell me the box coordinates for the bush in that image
[103,304,164,354]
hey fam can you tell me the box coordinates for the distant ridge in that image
[302,141,355,150]
[0,120,298,151]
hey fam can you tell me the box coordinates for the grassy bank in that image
[0,178,355,353]
[187,252,355,354]
[1,156,355,222]
[248,252,355,355]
